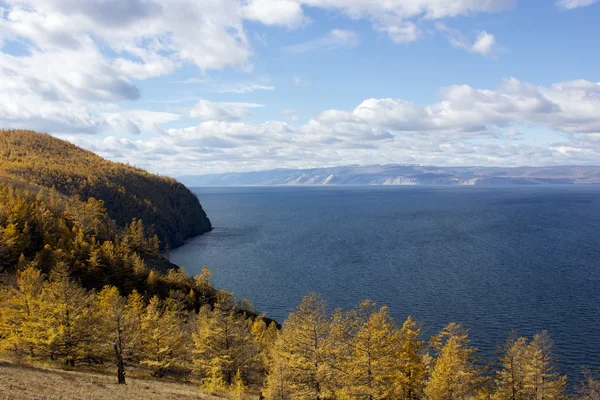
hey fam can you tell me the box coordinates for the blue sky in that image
[0,0,599,174]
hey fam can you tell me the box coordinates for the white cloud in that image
[377,21,421,44]
[557,0,599,9]
[504,128,524,140]
[299,0,514,43]
[287,29,359,52]
[189,100,263,121]
[214,83,275,94]
[242,0,307,28]
[0,0,517,140]
[62,78,600,174]
[471,31,496,55]
[437,23,497,56]
[103,110,180,135]
[177,78,275,94]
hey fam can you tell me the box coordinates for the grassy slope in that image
[0,362,253,400]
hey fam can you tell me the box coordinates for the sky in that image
[1,0,600,175]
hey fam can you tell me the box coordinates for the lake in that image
[170,186,600,378]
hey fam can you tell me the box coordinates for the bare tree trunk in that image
[113,342,126,384]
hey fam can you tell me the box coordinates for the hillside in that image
[0,130,211,248]
[179,164,600,186]
[0,362,235,400]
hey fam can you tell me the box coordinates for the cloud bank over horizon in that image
[0,0,599,175]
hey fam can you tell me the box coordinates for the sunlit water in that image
[170,186,600,379]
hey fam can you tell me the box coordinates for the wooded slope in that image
[0,130,211,248]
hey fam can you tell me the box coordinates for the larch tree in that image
[41,263,92,367]
[523,331,566,399]
[263,345,293,400]
[194,266,214,306]
[393,316,427,399]
[577,368,600,400]
[329,300,397,399]
[140,294,189,376]
[265,293,331,400]
[493,334,529,400]
[425,322,484,400]
[93,286,128,384]
[192,291,260,388]
[122,290,145,363]
[0,266,48,359]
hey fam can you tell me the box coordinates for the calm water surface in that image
[170,186,600,378]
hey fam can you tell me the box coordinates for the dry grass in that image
[0,362,237,400]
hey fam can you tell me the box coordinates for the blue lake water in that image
[170,186,600,379]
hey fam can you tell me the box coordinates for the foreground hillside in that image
[0,362,233,400]
[179,164,600,186]
[0,130,211,248]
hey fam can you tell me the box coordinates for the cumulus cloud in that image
[437,23,497,56]
[241,0,307,27]
[0,0,517,137]
[61,78,600,175]
[189,100,264,121]
[287,29,359,52]
[299,0,514,44]
[557,0,599,9]
[1,0,597,174]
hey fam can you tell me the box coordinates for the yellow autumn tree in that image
[393,316,427,399]
[41,263,92,367]
[493,334,529,400]
[252,317,279,383]
[140,295,188,376]
[123,290,145,363]
[425,322,484,400]
[231,369,246,400]
[193,291,260,388]
[577,368,600,400]
[0,266,48,360]
[328,300,397,399]
[523,331,566,399]
[264,293,330,400]
[494,331,566,399]
[263,345,293,400]
[93,286,128,384]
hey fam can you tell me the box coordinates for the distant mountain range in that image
[178,165,600,186]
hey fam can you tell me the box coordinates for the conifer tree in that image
[393,316,427,399]
[42,263,92,367]
[193,292,260,386]
[140,295,189,375]
[263,350,293,400]
[523,331,566,399]
[231,369,246,400]
[93,286,128,384]
[265,293,330,400]
[493,335,529,400]
[123,289,145,362]
[425,323,484,400]
[577,368,600,400]
[328,300,397,399]
[0,266,47,359]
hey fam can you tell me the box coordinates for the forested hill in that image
[0,130,211,248]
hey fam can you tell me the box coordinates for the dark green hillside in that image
[0,130,211,248]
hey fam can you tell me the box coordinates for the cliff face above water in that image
[179,164,600,186]
[0,130,212,248]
